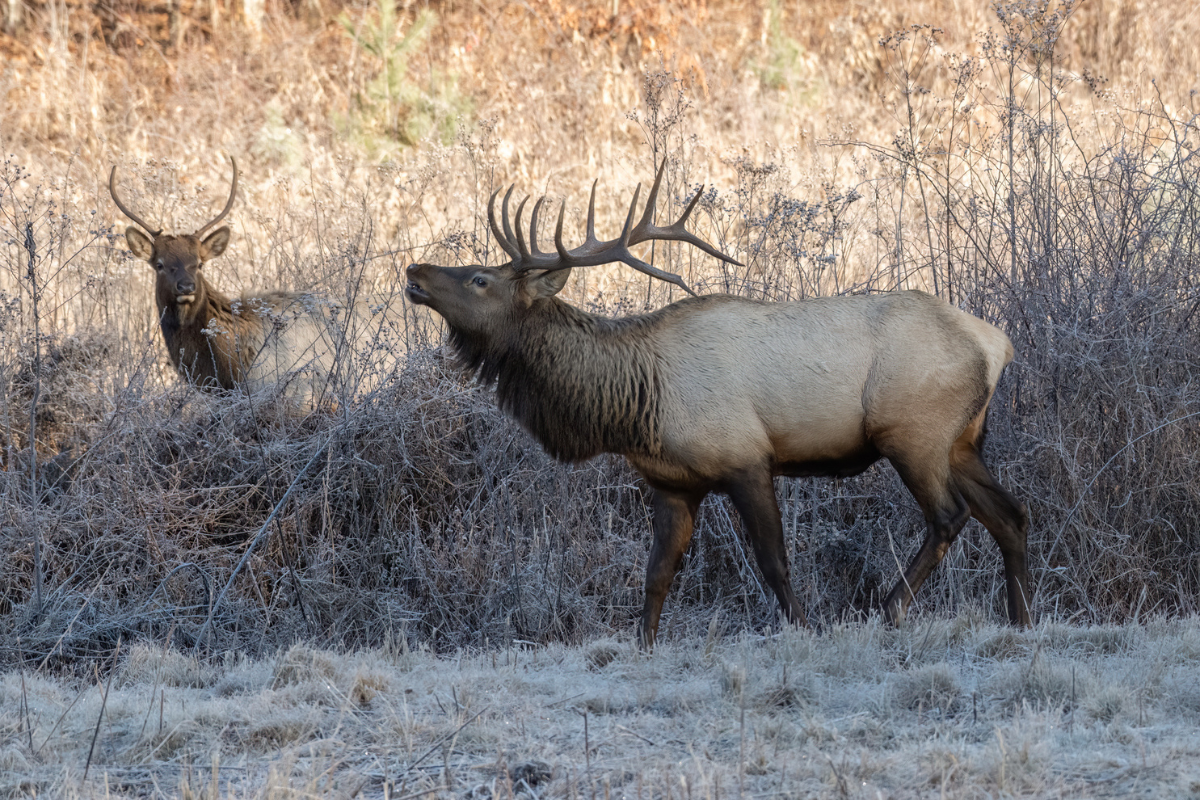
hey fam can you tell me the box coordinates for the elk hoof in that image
[637,624,657,652]
[883,599,908,628]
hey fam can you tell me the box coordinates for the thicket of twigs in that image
[1,0,1199,666]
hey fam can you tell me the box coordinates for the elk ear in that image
[525,267,571,300]
[125,227,155,261]
[201,226,231,259]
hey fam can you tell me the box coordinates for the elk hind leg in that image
[640,488,705,650]
[882,451,971,626]
[725,468,808,629]
[951,440,1033,626]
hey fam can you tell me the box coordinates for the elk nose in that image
[405,263,428,285]
[177,279,196,294]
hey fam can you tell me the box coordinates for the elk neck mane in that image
[156,271,265,390]
[447,297,681,463]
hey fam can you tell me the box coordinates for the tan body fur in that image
[624,292,1009,489]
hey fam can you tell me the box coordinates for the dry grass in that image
[2,0,1200,793]
[0,0,1196,644]
[4,615,1200,798]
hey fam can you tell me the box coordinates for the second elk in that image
[111,157,440,412]
[405,162,1032,647]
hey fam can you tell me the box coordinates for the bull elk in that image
[405,163,1032,647]
[111,157,440,410]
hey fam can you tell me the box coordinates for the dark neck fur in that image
[448,300,664,463]
[157,274,245,390]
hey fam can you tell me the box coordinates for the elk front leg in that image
[640,488,705,650]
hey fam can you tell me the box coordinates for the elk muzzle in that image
[405,263,432,304]
[174,278,197,305]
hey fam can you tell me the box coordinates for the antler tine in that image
[616,178,697,294]
[559,180,605,259]
[511,194,569,271]
[194,156,239,237]
[553,200,574,265]
[108,165,161,237]
[500,186,521,259]
[635,159,668,233]
[529,196,549,257]
[629,179,744,267]
[585,180,599,246]
[619,183,642,245]
[513,196,532,259]
[617,252,697,296]
[488,188,521,261]
[677,183,704,227]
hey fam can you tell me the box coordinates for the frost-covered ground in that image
[4,614,1200,798]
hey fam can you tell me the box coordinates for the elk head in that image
[110,157,239,319]
[405,162,741,340]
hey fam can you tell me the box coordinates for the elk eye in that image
[154,261,164,270]
[472,276,488,288]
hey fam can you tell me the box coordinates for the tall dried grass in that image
[1,0,1199,670]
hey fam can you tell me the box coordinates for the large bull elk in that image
[405,162,1032,647]
[111,157,439,410]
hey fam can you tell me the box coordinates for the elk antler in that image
[109,165,162,237]
[194,156,239,237]
[488,161,741,296]
[108,156,239,238]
